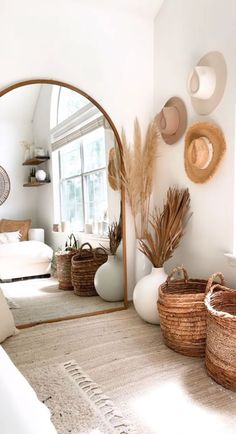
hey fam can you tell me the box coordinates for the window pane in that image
[57,87,89,124]
[60,139,81,179]
[83,128,106,172]
[84,170,107,223]
[61,177,84,230]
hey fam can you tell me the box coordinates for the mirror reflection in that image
[0,82,125,327]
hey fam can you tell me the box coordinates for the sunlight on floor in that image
[1,278,58,299]
[129,380,230,434]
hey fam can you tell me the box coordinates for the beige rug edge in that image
[63,360,137,433]
[21,358,137,434]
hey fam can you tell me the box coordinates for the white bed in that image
[0,345,57,434]
[0,240,53,280]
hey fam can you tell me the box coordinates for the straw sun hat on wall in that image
[184,122,226,183]
[155,97,187,145]
[187,51,227,115]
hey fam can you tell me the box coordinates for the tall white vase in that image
[94,255,124,302]
[133,266,167,325]
[135,240,152,283]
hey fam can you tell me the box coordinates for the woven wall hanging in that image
[0,166,10,205]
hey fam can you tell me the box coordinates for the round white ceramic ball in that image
[35,169,46,182]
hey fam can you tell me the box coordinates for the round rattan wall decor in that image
[0,166,10,205]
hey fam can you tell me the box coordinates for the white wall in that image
[32,84,54,242]
[154,0,236,285]
[0,0,155,297]
[0,89,38,224]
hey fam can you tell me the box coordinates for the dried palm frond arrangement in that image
[102,218,122,256]
[139,187,191,267]
[120,118,161,239]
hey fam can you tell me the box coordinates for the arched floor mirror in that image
[0,79,128,328]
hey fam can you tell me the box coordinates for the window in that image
[51,86,110,232]
[58,127,108,231]
[57,87,89,124]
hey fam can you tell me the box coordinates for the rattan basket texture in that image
[72,243,108,296]
[55,249,78,290]
[157,266,225,357]
[205,283,236,391]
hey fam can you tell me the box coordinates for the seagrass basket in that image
[72,243,107,296]
[55,249,78,290]
[205,283,236,391]
[157,266,225,357]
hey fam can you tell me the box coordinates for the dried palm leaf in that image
[139,187,191,267]
[101,218,122,256]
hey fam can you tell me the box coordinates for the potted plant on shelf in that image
[30,167,36,183]
[65,233,78,251]
[120,118,161,282]
[94,219,124,301]
[133,187,191,324]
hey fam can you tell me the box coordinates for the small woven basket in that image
[158,266,224,357]
[205,283,236,391]
[55,249,78,290]
[72,243,107,296]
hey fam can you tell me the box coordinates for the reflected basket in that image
[56,249,78,290]
[71,243,108,296]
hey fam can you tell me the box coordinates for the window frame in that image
[57,129,107,231]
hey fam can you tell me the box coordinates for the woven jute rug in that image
[21,360,136,434]
[4,308,236,434]
[0,277,123,325]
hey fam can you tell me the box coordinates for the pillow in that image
[0,231,21,244]
[0,288,18,343]
[0,219,31,241]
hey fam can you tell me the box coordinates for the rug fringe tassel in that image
[63,360,137,434]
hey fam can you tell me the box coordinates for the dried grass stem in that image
[120,118,161,238]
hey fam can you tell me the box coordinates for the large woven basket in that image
[205,283,236,391]
[158,266,225,357]
[55,249,78,290]
[72,243,107,296]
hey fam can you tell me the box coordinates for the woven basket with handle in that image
[157,266,225,357]
[71,243,108,296]
[55,249,78,290]
[205,283,236,391]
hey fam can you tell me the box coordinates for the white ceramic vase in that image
[116,241,123,261]
[133,266,167,325]
[135,239,152,283]
[94,255,124,302]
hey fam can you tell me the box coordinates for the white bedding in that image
[0,346,57,434]
[0,241,53,280]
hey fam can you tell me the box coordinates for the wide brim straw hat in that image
[187,51,227,115]
[184,122,226,183]
[155,97,187,145]
[108,147,120,191]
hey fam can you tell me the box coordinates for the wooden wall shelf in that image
[23,182,51,187]
[22,156,50,166]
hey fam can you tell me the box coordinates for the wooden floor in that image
[3,307,236,434]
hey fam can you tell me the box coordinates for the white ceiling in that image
[81,0,164,19]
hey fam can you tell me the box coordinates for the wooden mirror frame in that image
[0,79,128,327]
